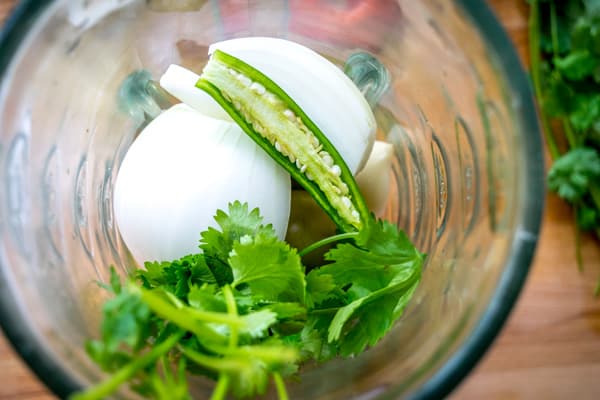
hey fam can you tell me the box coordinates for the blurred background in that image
[0,0,598,399]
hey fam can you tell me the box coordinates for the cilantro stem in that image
[529,0,561,160]
[590,185,600,216]
[550,1,560,58]
[211,374,230,400]
[299,232,359,257]
[273,372,289,400]
[139,288,229,344]
[550,2,579,151]
[562,118,579,148]
[181,346,255,371]
[71,331,184,400]
[222,284,239,349]
[209,343,298,363]
[181,343,298,377]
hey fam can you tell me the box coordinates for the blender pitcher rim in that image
[0,1,545,399]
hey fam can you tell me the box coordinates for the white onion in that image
[159,64,231,121]
[114,103,291,263]
[356,141,395,216]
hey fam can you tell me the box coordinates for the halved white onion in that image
[114,103,291,263]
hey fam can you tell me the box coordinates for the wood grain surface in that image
[1,1,599,399]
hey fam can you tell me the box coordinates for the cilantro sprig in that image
[75,202,424,399]
[529,0,600,291]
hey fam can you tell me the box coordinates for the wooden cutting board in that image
[0,1,599,399]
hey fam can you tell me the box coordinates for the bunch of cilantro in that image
[73,201,424,400]
[529,0,600,290]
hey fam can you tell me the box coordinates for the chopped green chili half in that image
[196,49,370,233]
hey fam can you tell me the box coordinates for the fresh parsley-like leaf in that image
[335,295,400,357]
[319,218,424,292]
[188,284,226,312]
[139,254,216,299]
[239,309,278,339]
[547,147,600,202]
[356,217,424,258]
[295,314,338,362]
[304,217,424,357]
[555,50,599,80]
[229,235,305,303]
[98,280,152,354]
[109,267,122,294]
[570,93,600,131]
[328,272,420,356]
[305,271,341,309]
[138,260,169,288]
[200,201,277,263]
[577,203,600,229]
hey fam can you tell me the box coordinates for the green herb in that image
[529,0,600,291]
[303,218,422,357]
[75,202,423,399]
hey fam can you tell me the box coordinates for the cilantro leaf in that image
[305,217,424,356]
[555,50,600,80]
[202,201,275,254]
[139,254,216,299]
[570,93,600,131]
[542,71,577,117]
[138,260,169,288]
[229,235,305,303]
[200,202,278,286]
[85,340,132,372]
[329,272,420,356]
[547,147,600,202]
[334,295,399,356]
[98,280,152,355]
[305,272,343,309]
[261,302,307,336]
[239,310,278,339]
[319,218,424,291]
[109,267,122,294]
[163,255,214,299]
[356,217,425,256]
[577,203,600,229]
[294,314,338,362]
[188,284,226,312]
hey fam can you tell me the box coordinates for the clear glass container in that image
[0,0,544,399]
